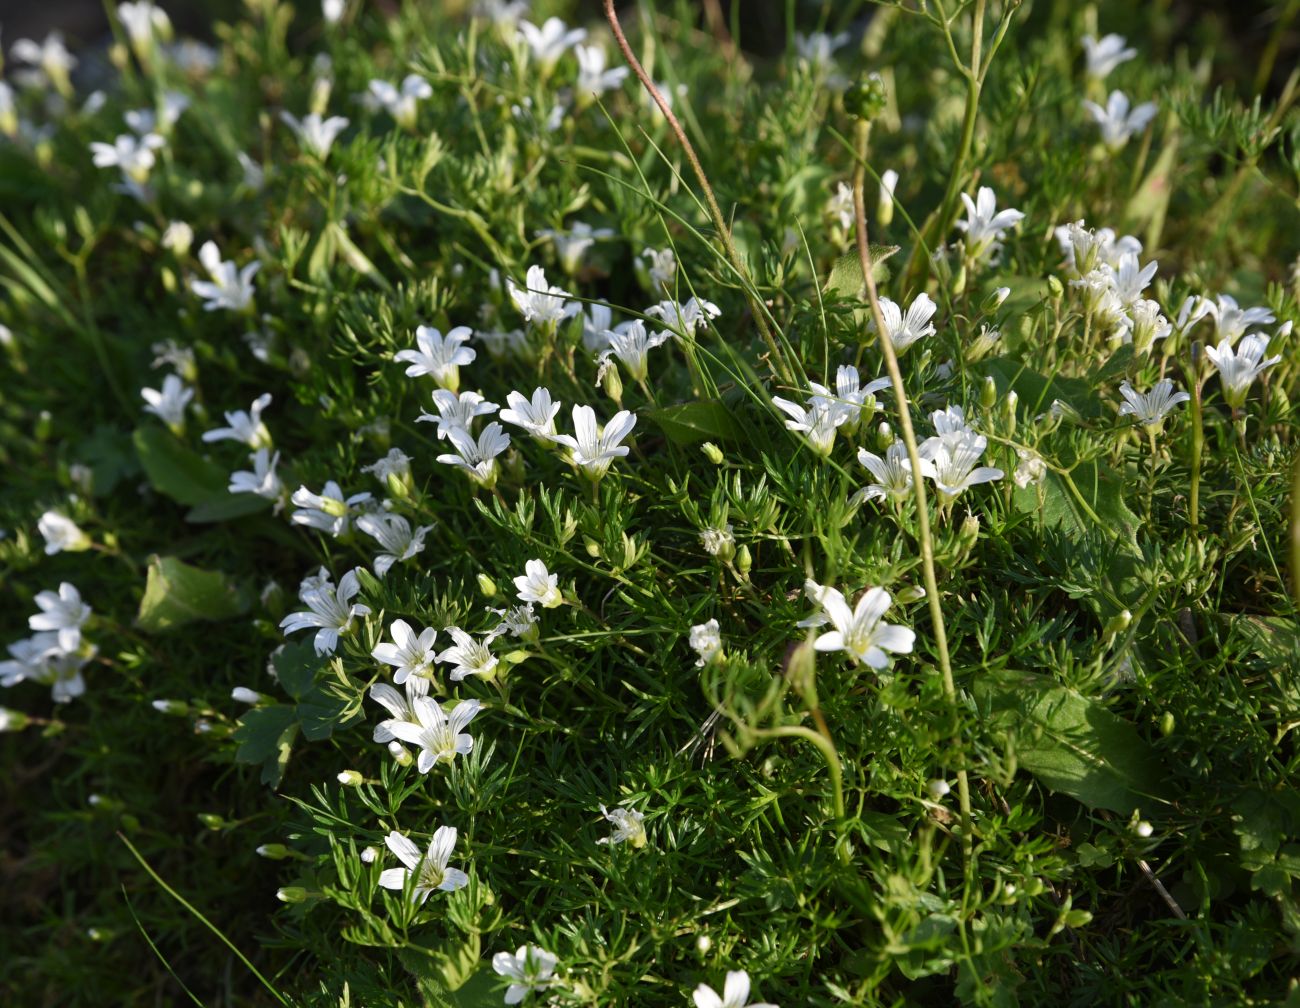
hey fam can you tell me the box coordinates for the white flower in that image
[1116,379,1190,427]
[370,679,424,740]
[1204,333,1282,409]
[229,448,283,499]
[202,393,272,448]
[125,91,189,135]
[372,619,439,690]
[699,526,734,558]
[827,181,855,232]
[90,132,165,183]
[357,513,431,577]
[514,559,562,608]
[384,697,481,773]
[920,429,1004,500]
[279,568,370,656]
[508,265,579,327]
[438,627,499,681]
[595,319,672,383]
[38,512,91,554]
[537,220,614,274]
[1203,294,1275,346]
[118,2,172,48]
[500,387,562,438]
[485,603,538,642]
[517,17,586,65]
[474,0,528,26]
[1082,33,1136,80]
[1105,252,1159,307]
[291,481,373,537]
[1084,91,1157,149]
[795,31,850,74]
[880,169,899,205]
[29,583,92,653]
[10,32,78,92]
[582,302,617,351]
[597,804,647,847]
[378,827,469,904]
[574,43,628,97]
[141,374,194,429]
[771,397,845,457]
[322,0,345,23]
[693,970,778,1008]
[872,293,937,353]
[362,448,411,485]
[436,422,511,488]
[1124,298,1171,353]
[955,187,1024,262]
[492,945,559,1005]
[161,220,193,255]
[1012,449,1047,489]
[640,247,676,288]
[1,632,92,703]
[550,405,637,479]
[854,441,934,503]
[1053,219,1143,276]
[812,586,914,670]
[280,111,349,158]
[644,296,720,336]
[690,619,722,667]
[190,240,259,312]
[394,325,477,390]
[367,74,431,129]
[417,388,499,439]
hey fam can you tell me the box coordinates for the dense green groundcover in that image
[3,0,1300,1004]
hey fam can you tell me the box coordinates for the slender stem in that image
[602,0,793,384]
[753,724,845,824]
[1188,342,1204,534]
[851,120,973,861]
[1290,450,1300,611]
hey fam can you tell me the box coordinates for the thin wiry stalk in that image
[601,0,794,384]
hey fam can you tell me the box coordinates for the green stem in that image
[851,121,973,863]
[1188,343,1204,534]
[1290,451,1300,611]
[602,0,793,384]
[752,724,845,825]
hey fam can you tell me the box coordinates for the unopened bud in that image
[309,77,333,117]
[875,421,893,451]
[696,934,712,954]
[477,573,498,597]
[0,707,31,732]
[735,544,752,576]
[1103,609,1132,638]
[257,843,292,860]
[276,886,309,904]
[584,536,602,558]
[336,770,363,787]
[151,699,189,715]
[1134,821,1153,838]
[1047,275,1065,299]
[1159,711,1175,736]
[957,513,981,551]
[360,845,379,863]
[197,813,227,830]
[980,376,998,410]
[385,471,409,500]
[602,363,624,403]
[896,585,927,604]
[387,740,413,766]
[231,687,264,704]
[982,286,1011,314]
[927,779,951,801]
[701,442,724,465]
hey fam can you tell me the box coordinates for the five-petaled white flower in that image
[574,43,629,98]
[10,32,78,94]
[141,374,194,430]
[551,405,637,479]
[38,511,91,554]
[771,396,845,458]
[367,74,432,129]
[356,513,431,577]
[597,804,647,847]
[1084,91,1157,149]
[417,388,499,439]
[229,448,283,499]
[693,970,778,1008]
[690,619,722,667]
[279,568,370,655]
[438,627,499,681]
[644,297,720,336]
[370,680,423,741]
[280,111,349,158]
[596,319,672,383]
[955,187,1024,262]
[118,2,172,49]
[378,827,469,904]
[29,583,92,653]
[485,603,539,643]
[384,697,482,773]
[1082,33,1136,80]
[492,945,559,1005]
[372,619,439,691]
[920,429,1004,500]
[203,393,273,448]
[809,366,890,433]
[1117,379,1190,428]
[517,17,586,66]
[190,240,259,312]
[436,422,511,488]
[872,293,938,354]
[1204,333,1282,409]
[362,448,412,485]
[500,387,562,438]
[514,559,562,608]
[90,132,165,183]
[508,265,579,327]
[1203,294,1275,346]
[813,586,915,669]
[537,221,614,274]
[854,441,934,504]
[291,481,373,537]
[395,325,477,391]
[827,181,854,232]
[640,247,677,288]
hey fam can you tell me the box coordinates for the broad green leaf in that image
[976,672,1165,814]
[137,555,249,633]
[644,400,741,444]
[133,427,228,506]
[823,245,899,298]
[1012,459,1140,555]
[231,705,298,787]
[186,493,270,523]
[980,357,1097,418]
[272,640,321,702]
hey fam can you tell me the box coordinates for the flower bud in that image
[151,699,189,715]
[477,573,498,597]
[336,770,363,787]
[387,740,413,766]
[982,286,1011,314]
[0,707,31,732]
[276,886,309,904]
[875,421,893,451]
[1103,609,1132,638]
[735,544,752,576]
[980,376,998,411]
[957,513,981,552]
[360,845,379,863]
[696,934,712,954]
[1134,821,1153,838]
[700,442,724,465]
[896,585,927,604]
[1159,711,1175,736]
[1047,275,1065,300]
[603,362,624,404]
[844,72,888,122]
[584,537,602,558]
[927,779,951,800]
[231,686,264,704]
[310,77,333,118]
[385,471,409,500]
[197,813,227,830]
[877,169,898,227]
[256,843,292,860]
